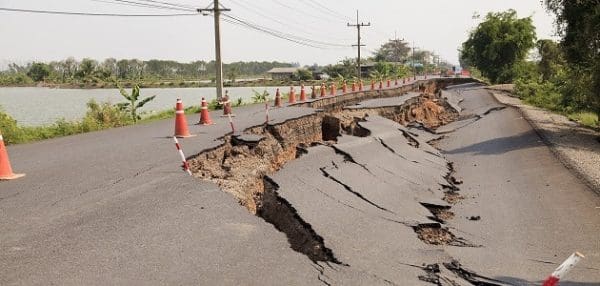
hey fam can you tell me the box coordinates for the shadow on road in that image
[443,130,542,155]
[444,126,600,155]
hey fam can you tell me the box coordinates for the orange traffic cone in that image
[359,80,364,91]
[351,82,356,92]
[274,88,282,107]
[342,82,347,94]
[197,97,214,125]
[386,79,391,88]
[288,86,296,104]
[311,85,317,99]
[0,133,25,180]
[299,84,307,101]
[370,80,375,91]
[320,83,326,97]
[174,98,193,138]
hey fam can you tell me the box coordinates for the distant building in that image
[360,62,376,78]
[266,67,300,80]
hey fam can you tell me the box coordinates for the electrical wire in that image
[221,17,323,49]
[92,0,196,12]
[268,0,337,22]
[299,0,351,22]
[225,0,352,42]
[222,14,350,50]
[136,0,197,10]
[224,13,349,48]
[0,7,199,17]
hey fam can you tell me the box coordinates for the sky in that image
[0,0,557,68]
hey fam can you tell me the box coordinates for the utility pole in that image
[198,0,230,101]
[412,42,416,80]
[347,10,370,80]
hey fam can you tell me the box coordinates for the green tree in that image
[374,39,411,62]
[323,58,356,79]
[293,69,313,81]
[544,0,600,122]
[460,10,536,83]
[117,84,156,123]
[76,58,97,79]
[27,62,51,82]
[536,39,564,82]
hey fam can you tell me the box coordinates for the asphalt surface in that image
[438,85,600,285]
[1,78,598,285]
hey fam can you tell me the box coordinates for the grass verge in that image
[0,98,243,145]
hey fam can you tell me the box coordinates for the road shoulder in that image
[489,89,600,194]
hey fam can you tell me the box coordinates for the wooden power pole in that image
[198,0,230,101]
[347,10,370,80]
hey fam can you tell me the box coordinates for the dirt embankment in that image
[186,80,467,263]
[188,92,457,213]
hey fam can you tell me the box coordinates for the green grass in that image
[1,97,249,145]
[568,112,599,128]
[514,80,599,129]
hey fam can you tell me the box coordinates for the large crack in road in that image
[186,81,512,285]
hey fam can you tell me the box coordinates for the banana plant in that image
[336,74,346,86]
[370,70,385,82]
[117,83,156,123]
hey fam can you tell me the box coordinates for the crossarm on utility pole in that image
[347,10,370,80]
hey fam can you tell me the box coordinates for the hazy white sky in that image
[0,0,556,67]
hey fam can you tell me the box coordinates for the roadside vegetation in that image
[460,4,599,128]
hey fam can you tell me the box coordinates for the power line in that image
[222,17,322,49]
[224,14,349,48]
[0,7,199,17]
[225,0,352,42]
[268,0,333,22]
[222,14,326,49]
[94,0,196,12]
[300,0,351,22]
[222,14,349,50]
[136,0,197,10]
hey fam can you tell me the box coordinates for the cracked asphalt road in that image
[438,85,600,285]
[1,79,598,285]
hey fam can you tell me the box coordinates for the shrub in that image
[251,89,269,103]
[0,108,21,144]
[514,80,563,112]
[83,99,131,128]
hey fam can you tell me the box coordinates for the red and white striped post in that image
[265,101,270,124]
[542,252,585,286]
[173,136,192,176]
[228,113,235,134]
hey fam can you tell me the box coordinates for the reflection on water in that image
[0,86,296,126]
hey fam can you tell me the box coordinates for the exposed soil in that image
[187,83,468,263]
[257,177,343,264]
[421,203,455,223]
[418,261,503,286]
[443,191,465,205]
[414,224,456,245]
